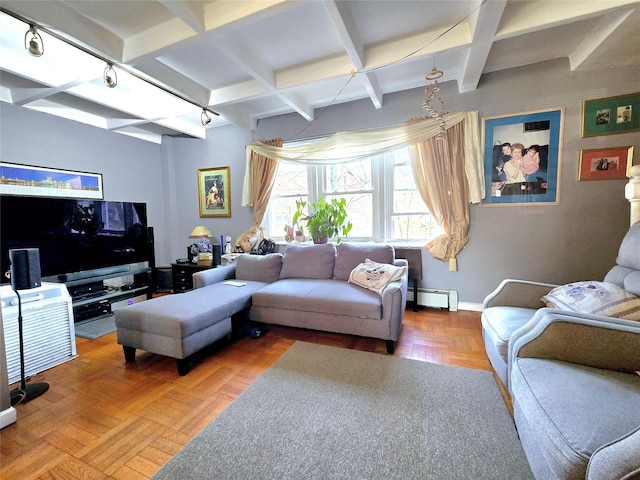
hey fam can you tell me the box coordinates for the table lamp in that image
[188,226,213,264]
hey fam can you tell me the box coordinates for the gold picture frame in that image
[578,146,634,181]
[197,166,231,217]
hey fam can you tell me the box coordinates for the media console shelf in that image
[48,264,153,323]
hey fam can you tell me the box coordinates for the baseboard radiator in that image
[407,288,458,311]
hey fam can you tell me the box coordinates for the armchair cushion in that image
[542,281,640,320]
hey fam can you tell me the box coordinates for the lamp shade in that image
[188,226,213,238]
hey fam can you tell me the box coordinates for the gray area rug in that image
[74,315,116,339]
[152,342,533,480]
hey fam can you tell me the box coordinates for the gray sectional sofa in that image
[116,242,408,375]
[195,242,409,354]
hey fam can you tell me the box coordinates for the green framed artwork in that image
[582,92,640,137]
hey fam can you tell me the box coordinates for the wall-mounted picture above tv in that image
[1,196,149,283]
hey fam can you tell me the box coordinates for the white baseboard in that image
[0,407,17,429]
[458,302,482,312]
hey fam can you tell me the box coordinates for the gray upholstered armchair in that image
[509,310,640,479]
[482,220,640,388]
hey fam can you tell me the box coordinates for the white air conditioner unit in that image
[1,283,77,385]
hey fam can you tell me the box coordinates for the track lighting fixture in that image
[24,24,43,57]
[10,10,221,127]
[201,109,212,126]
[103,63,117,88]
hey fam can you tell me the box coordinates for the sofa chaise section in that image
[115,263,269,375]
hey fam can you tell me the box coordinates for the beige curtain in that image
[235,138,282,252]
[240,114,483,260]
[409,120,469,269]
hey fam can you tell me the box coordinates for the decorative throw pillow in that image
[279,243,336,279]
[235,253,283,283]
[348,259,407,295]
[333,243,395,281]
[542,281,640,320]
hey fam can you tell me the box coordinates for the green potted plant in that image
[292,197,353,244]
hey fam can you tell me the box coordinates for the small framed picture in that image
[582,92,640,137]
[197,166,231,217]
[578,146,634,181]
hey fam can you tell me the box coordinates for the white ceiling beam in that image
[136,57,212,106]
[277,55,355,90]
[496,0,637,40]
[215,35,313,121]
[122,0,294,63]
[105,118,150,130]
[364,22,471,71]
[159,0,207,34]
[123,17,198,64]
[213,106,255,130]
[8,87,56,106]
[457,0,507,93]
[323,0,383,109]
[209,79,268,106]
[569,8,633,70]
[9,73,104,106]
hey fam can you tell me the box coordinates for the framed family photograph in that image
[582,92,640,137]
[578,146,634,181]
[197,166,231,217]
[482,108,564,206]
[0,162,103,199]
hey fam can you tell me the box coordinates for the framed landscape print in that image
[198,166,231,217]
[578,146,634,181]
[0,162,103,199]
[582,92,640,137]
[482,108,564,206]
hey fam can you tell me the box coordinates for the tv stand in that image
[49,264,152,324]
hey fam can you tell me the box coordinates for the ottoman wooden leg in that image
[176,358,190,376]
[123,346,136,362]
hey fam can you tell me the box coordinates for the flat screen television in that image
[1,196,149,283]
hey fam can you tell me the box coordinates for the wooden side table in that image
[171,263,213,292]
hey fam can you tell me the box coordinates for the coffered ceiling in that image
[1,1,639,143]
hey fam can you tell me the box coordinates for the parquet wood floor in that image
[0,307,510,480]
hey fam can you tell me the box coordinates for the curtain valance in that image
[242,111,484,205]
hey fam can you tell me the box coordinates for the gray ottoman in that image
[115,280,266,375]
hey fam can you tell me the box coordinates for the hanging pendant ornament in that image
[423,67,447,140]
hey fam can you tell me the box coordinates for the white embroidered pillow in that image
[542,281,640,320]
[348,259,406,295]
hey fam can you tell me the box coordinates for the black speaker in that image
[213,244,222,266]
[9,248,41,290]
[147,226,156,269]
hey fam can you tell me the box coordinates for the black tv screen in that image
[1,196,149,283]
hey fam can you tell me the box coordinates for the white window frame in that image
[265,146,435,243]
